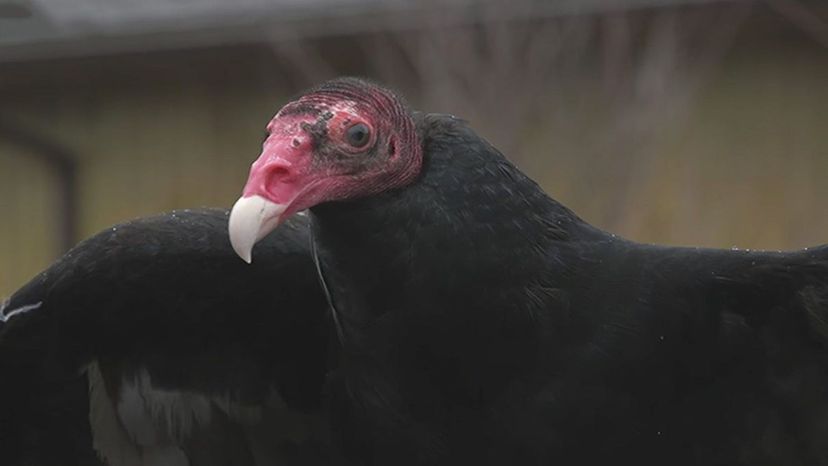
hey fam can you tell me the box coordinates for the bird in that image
[4,77,828,466]
[0,208,333,466]
[228,77,828,466]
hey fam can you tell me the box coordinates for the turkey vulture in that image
[228,77,828,465]
[0,209,332,465]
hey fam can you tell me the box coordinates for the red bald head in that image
[229,78,423,262]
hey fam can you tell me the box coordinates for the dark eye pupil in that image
[347,124,370,148]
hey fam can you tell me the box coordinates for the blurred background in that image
[0,0,826,296]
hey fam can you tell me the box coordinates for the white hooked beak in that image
[228,195,287,263]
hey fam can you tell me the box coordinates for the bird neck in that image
[308,115,603,342]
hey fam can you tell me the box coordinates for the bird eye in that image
[346,123,370,148]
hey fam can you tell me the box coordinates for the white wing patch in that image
[88,364,199,466]
[87,361,292,466]
[117,368,213,444]
[87,361,144,466]
[0,300,42,323]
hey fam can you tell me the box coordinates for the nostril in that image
[270,166,290,178]
[264,165,293,195]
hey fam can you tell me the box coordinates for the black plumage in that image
[263,82,828,465]
[0,209,331,466]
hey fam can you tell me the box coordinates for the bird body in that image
[305,111,828,465]
[231,78,828,465]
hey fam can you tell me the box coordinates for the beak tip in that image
[228,194,287,264]
[229,238,254,264]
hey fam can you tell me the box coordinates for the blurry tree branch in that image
[267,1,752,231]
[766,0,828,48]
[268,37,338,86]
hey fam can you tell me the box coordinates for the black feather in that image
[307,112,828,465]
[0,209,332,466]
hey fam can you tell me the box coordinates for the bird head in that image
[229,78,423,263]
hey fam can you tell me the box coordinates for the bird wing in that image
[0,208,332,466]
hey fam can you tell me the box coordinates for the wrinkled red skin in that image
[239,82,422,222]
